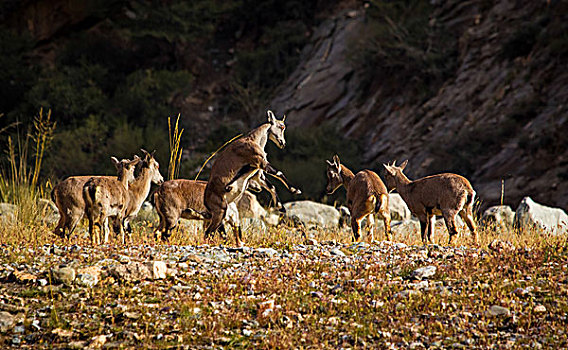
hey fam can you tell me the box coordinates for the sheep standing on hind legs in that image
[326,155,391,242]
[382,160,477,245]
[203,110,301,247]
[153,170,285,242]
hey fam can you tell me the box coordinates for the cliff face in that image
[2,0,567,209]
[272,0,568,210]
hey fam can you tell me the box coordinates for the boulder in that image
[263,212,281,226]
[283,201,340,228]
[482,205,515,230]
[51,267,76,285]
[338,194,411,227]
[0,311,15,333]
[237,191,267,221]
[374,219,420,241]
[76,266,102,288]
[411,266,437,280]
[514,197,568,235]
[107,261,168,282]
[389,194,411,221]
[133,201,159,222]
[338,206,350,228]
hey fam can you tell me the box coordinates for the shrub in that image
[114,69,193,127]
[352,0,458,100]
[0,28,37,115]
[23,62,109,125]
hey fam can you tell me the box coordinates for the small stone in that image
[254,248,279,258]
[411,265,437,280]
[148,261,167,279]
[51,267,76,285]
[68,340,87,349]
[487,305,511,317]
[89,335,107,349]
[11,335,21,345]
[13,270,37,284]
[38,279,48,286]
[242,329,252,337]
[0,311,15,332]
[513,287,529,297]
[330,248,346,257]
[118,255,131,264]
[394,289,421,298]
[52,328,73,338]
[305,238,318,245]
[533,304,546,313]
[124,312,141,320]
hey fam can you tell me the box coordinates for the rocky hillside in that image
[272,0,568,210]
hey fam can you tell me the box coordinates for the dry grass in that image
[0,209,567,348]
[0,210,565,251]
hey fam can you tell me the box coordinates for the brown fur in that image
[383,160,477,244]
[155,169,283,242]
[154,180,211,241]
[326,155,391,242]
[83,158,139,245]
[203,111,299,246]
[52,151,162,239]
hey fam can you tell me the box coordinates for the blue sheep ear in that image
[267,110,275,123]
[110,156,120,169]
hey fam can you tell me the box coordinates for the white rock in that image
[149,261,167,279]
[533,304,546,313]
[330,248,346,257]
[411,266,437,280]
[0,311,15,333]
[487,305,511,317]
[284,201,340,228]
[254,248,279,258]
[237,191,267,220]
[482,205,515,230]
[51,267,76,285]
[514,197,568,235]
[389,193,411,221]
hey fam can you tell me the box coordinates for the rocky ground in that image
[0,237,566,349]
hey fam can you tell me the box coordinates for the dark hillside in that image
[1,0,567,210]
